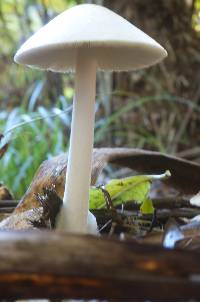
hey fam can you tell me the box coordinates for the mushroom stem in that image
[57,50,97,233]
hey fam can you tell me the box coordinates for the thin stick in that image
[0,200,19,207]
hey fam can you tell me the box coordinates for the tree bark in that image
[0,230,199,301]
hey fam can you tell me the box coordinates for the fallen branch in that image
[151,196,190,208]
[0,207,14,213]
[0,197,192,215]
[1,206,200,231]
[121,196,191,210]
[0,200,18,207]
[0,230,199,301]
[93,208,200,226]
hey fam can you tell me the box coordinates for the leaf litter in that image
[0,147,200,252]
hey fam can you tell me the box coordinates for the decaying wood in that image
[0,208,44,230]
[0,188,62,230]
[14,148,200,214]
[0,230,199,301]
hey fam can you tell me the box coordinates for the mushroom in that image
[14,4,167,234]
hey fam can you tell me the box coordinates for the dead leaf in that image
[14,148,200,214]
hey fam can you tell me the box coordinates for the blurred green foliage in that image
[0,100,70,197]
[1,91,199,198]
[0,0,82,197]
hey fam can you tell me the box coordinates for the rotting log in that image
[0,230,199,301]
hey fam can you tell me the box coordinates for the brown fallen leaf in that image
[1,147,200,230]
[14,148,200,214]
[0,187,62,230]
[13,148,200,212]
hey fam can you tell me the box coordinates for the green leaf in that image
[89,171,170,210]
[90,175,152,209]
[111,178,150,205]
[140,198,154,214]
[89,187,105,209]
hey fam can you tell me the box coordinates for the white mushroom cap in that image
[14,4,167,72]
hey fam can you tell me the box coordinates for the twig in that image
[97,186,123,225]
[0,200,19,207]
[122,196,191,210]
[0,207,14,213]
[91,207,200,226]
